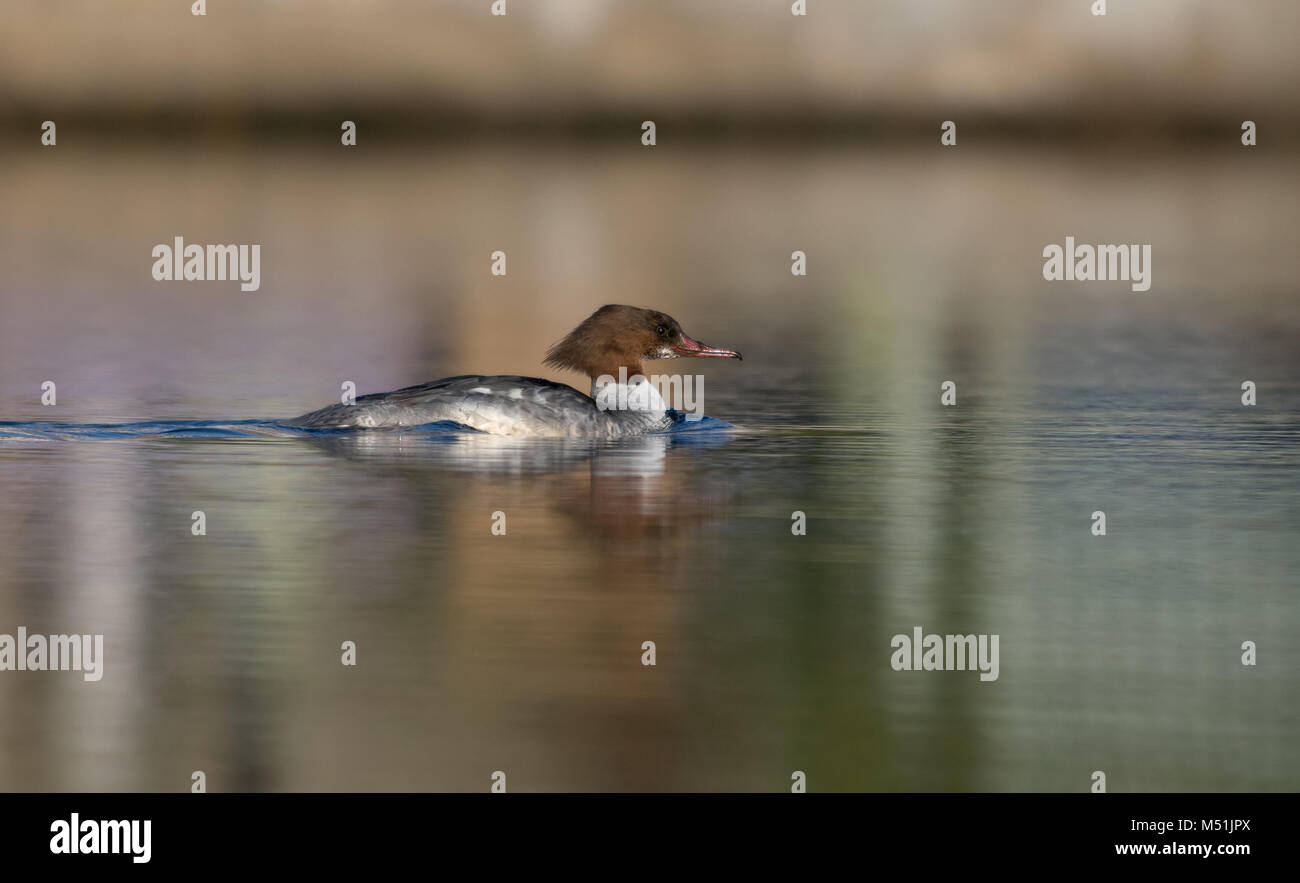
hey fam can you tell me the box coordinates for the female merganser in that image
[287,305,742,437]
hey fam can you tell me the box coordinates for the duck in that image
[286,305,742,437]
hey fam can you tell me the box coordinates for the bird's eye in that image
[655,325,668,335]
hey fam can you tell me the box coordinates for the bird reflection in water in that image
[302,425,737,541]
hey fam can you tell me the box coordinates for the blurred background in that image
[0,1,1297,791]
[3,0,1299,138]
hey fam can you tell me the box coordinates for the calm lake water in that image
[0,145,1297,791]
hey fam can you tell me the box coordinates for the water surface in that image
[0,146,1296,791]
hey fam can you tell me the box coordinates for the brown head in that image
[544,305,742,382]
